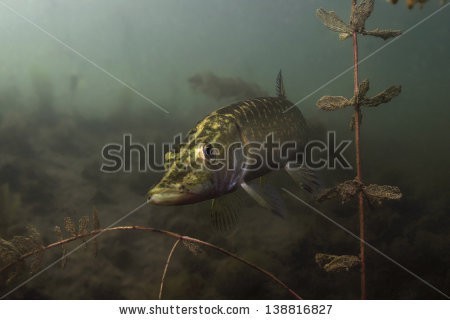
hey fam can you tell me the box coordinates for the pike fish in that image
[148,71,317,227]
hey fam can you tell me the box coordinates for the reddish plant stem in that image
[159,239,180,299]
[351,0,367,300]
[0,226,302,300]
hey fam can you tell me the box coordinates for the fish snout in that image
[148,191,182,205]
[148,185,199,205]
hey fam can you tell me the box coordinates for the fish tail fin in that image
[276,70,286,98]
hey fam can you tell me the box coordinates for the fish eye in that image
[203,143,217,159]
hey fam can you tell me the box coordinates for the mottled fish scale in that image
[212,97,307,146]
[149,71,311,208]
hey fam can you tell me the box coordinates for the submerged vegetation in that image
[386,0,448,10]
[0,210,302,299]
[188,72,268,101]
[0,184,21,237]
[315,0,403,299]
[0,0,448,299]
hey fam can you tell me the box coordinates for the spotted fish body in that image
[214,96,307,179]
[149,72,309,206]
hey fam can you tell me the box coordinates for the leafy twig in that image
[0,225,302,299]
[351,0,367,300]
[315,253,361,272]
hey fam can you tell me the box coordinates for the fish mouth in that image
[148,188,200,205]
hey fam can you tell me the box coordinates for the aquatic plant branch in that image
[351,0,367,301]
[0,226,302,300]
[315,0,408,299]
[159,239,181,299]
[283,188,450,299]
[181,236,302,300]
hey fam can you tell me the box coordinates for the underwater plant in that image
[386,0,448,10]
[2,0,447,300]
[0,184,21,238]
[188,72,268,101]
[0,208,301,299]
[314,0,402,299]
[30,70,56,123]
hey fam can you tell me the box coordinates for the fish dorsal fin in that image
[276,70,285,98]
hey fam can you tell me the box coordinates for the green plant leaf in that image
[64,217,77,237]
[315,253,361,272]
[316,8,352,34]
[316,95,353,111]
[351,0,375,31]
[358,79,370,100]
[317,179,402,206]
[78,216,90,236]
[362,85,402,107]
[363,184,402,205]
[362,28,402,40]
[316,180,362,203]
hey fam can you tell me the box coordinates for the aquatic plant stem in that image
[0,226,302,300]
[159,239,180,299]
[351,0,367,300]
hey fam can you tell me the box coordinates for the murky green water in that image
[0,0,448,299]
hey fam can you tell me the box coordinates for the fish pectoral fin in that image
[285,163,322,195]
[240,181,286,218]
[210,193,241,232]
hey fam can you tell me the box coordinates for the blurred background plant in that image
[386,0,448,9]
[0,184,22,238]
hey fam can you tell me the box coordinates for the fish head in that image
[148,114,244,205]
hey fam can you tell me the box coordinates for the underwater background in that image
[0,0,448,299]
